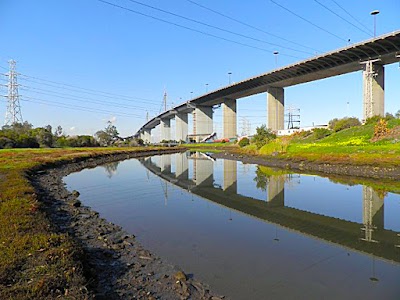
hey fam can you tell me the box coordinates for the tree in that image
[395,110,400,119]
[54,125,63,137]
[251,124,276,149]
[95,121,120,146]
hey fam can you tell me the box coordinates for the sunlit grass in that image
[0,147,167,299]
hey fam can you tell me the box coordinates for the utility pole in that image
[163,91,167,112]
[3,60,23,126]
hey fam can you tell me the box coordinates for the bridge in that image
[136,30,400,142]
[140,152,400,263]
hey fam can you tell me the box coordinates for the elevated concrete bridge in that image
[140,152,400,263]
[136,31,400,142]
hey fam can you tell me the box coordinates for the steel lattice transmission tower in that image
[4,60,23,126]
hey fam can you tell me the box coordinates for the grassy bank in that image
[0,147,167,299]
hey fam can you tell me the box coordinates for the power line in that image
[313,0,372,37]
[330,0,372,34]
[19,85,159,112]
[269,0,347,43]
[96,0,304,59]
[185,0,320,53]
[125,0,313,55]
[19,74,158,104]
[21,96,144,118]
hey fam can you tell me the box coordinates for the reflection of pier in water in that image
[139,152,400,263]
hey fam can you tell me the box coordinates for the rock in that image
[174,271,187,282]
[69,199,81,207]
[71,190,80,197]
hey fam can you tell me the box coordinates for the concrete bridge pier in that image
[362,61,384,120]
[175,152,189,180]
[143,129,151,144]
[267,175,285,207]
[160,118,171,141]
[223,159,237,194]
[223,99,237,139]
[193,156,214,187]
[194,106,213,142]
[362,187,384,243]
[175,113,188,142]
[267,87,285,131]
[160,154,171,174]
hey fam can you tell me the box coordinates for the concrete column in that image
[175,152,188,180]
[144,129,151,144]
[267,175,285,207]
[139,132,145,141]
[363,186,384,233]
[223,159,237,194]
[175,113,188,142]
[363,63,384,120]
[267,87,284,131]
[194,106,213,142]
[160,154,171,174]
[193,155,213,187]
[160,118,171,141]
[223,99,237,139]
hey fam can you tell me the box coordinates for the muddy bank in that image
[29,149,225,300]
[211,152,400,180]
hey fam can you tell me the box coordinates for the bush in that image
[329,117,361,132]
[252,125,276,149]
[238,137,250,147]
[373,119,389,140]
[312,128,331,140]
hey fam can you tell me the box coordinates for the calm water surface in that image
[65,152,400,300]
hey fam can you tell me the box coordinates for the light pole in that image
[370,10,379,38]
[228,72,232,85]
[190,91,193,99]
[273,51,279,68]
[205,83,209,93]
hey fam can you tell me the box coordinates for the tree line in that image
[0,121,142,149]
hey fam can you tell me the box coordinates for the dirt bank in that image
[211,151,400,180]
[29,149,225,300]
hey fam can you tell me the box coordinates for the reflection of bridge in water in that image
[139,152,400,263]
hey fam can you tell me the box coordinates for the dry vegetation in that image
[0,147,161,299]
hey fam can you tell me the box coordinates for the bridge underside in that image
[136,31,400,139]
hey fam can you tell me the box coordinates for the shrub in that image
[373,119,389,140]
[252,125,276,149]
[238,137,250,147]
[312,128,331,140]
[329,117,361,132]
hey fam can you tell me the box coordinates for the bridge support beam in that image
[175,113,188,142]
[223,159,237,194]
[194,106,213,142]
[175,152,188,180]
[223,99,237,139]
[362,186,384,243]
[267,175,285,207]
[267,87,285,131]
[160,119,171,141]
[143,129,151,144]
[363,62,384,120]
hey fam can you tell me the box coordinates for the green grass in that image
[0,147,169,299]
[239,122,400,167]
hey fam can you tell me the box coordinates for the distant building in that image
[276,125,328,136]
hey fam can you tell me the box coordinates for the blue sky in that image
[0,0,399,138]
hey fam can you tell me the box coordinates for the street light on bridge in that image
[228,72,232,85]
[273,51,279,68]
[370,10,380,38]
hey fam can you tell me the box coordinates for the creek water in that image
[64,152,400,300]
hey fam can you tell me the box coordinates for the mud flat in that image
[29,149,225,300]
[211,152,400,180]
